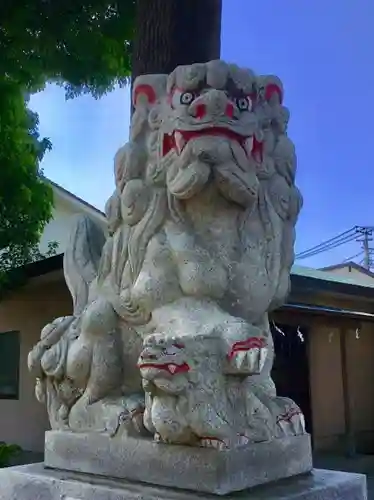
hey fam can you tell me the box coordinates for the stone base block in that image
[45,430,313,495]
[0,464,367,500]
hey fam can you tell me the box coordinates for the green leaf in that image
[0,442,22,468]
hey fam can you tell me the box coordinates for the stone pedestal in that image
[44,431,313,495]
[0,464,367,500]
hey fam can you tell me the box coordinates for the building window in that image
[0,331,20,399]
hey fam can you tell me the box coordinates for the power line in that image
[296,231,357,260]
[296,227,356,259]
[296,226,374,263]
[342,251,364,263]
[296,235,357,260]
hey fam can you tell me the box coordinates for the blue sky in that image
[29,0,374,269]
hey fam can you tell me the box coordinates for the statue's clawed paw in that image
[276,404,306,436]
[226,336,268,375]
[200,437,229,450]
[200,434,249,450]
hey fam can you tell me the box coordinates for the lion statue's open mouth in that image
[163,126,254,157]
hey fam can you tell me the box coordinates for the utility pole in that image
[356,226,373,270]
[363,231,370,270]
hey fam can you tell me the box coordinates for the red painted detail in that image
[232,337,266,349]
[169,85,183,95]
[264,83,282,104]
[137,362,190,376]
[225,102,234,118]
[162,133,175,156]
[227,336,266,361]
[133,84,156,106]
[251,136,264,162]
[276,407,302,424]
[195,104,206,119]
[173,342,185,349]
[249,92,256,103]
[166,85,178,108]
[167,85,176,98]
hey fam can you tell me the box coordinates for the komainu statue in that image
[29,60,304,450]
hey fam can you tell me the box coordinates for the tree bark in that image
[132,0,222,79]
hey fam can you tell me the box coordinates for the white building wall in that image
[38,201,77,255]
[38,186,106,255]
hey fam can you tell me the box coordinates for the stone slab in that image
[0,463,367,500]
[44,431,313,495]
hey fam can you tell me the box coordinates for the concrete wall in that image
[0,275,72,452]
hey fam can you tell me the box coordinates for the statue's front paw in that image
[226,336,268,375]
[220,319,269,375]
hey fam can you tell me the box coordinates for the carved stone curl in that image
[29,60,304,449]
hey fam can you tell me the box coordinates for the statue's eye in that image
[236,96,252,111]
[180,91,195,105]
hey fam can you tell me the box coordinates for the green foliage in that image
[0,1,135,96]
[0,1,135,292]
[0,80,55,284]
[0,442,22,468]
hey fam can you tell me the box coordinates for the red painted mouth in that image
[227,336,266,361]
[163,127,251,157]
[163,127,264,162]
[137,362,190,375]
[181,128,246,143]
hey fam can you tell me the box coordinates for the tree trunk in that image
[132,0,222,79]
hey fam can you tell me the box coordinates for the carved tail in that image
[63,214,106,315]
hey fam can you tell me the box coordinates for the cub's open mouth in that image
[162,127,260,159]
